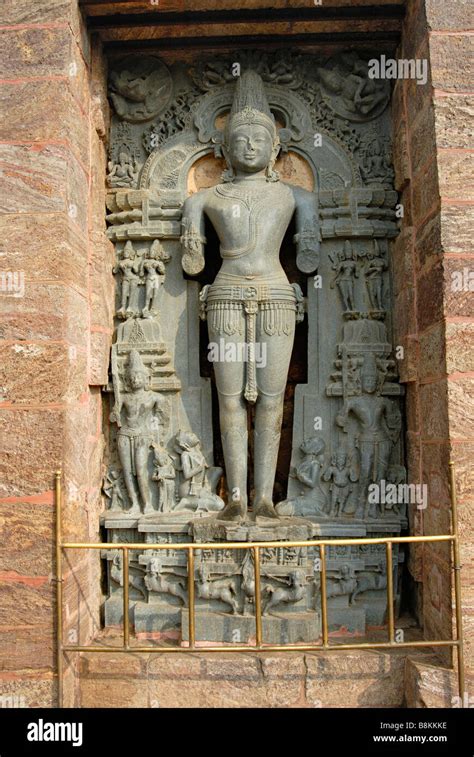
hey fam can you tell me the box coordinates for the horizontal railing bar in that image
[61,534,455,551]
[61,639,460,654]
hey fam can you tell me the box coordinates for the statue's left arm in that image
[291,186,320,273]
[180,191,208,276]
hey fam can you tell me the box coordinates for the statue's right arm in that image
[181,192,208,276]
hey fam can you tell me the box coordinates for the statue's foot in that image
[252,499,280,520]
[214,500,246,522]
[142,505,155,516]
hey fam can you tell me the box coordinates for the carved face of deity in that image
[361,373,377,394]
[336,451,347,469]
[228,123,274,175]
[129,370,146,390]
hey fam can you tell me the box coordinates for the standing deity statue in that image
[110,349,168,514]
[364,242,386,313]
[152,444,176,512]
[141,240,168,318]
[335,356,401,518]
[330,240,358,313]
[114,241,141,319]
[181,70,319,521]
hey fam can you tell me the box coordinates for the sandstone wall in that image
[391,0,473,684]
[0,0,112,707]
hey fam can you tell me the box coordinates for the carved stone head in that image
[125,349,149,391]
[222,70,280,182]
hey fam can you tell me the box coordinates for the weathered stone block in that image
[0,342,87,405]
[429,34,474,91]
[0,502,53,576]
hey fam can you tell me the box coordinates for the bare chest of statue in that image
[203,181,295,277]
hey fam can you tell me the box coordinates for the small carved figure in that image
[330,241,358,313]
[144,558,187,605]
[114,242,141,319]
[262,569,306,615]
[360,138,394,187]
[174,431,224,512]
[141,241,168,318]
[336,357,402,519]
[109,56,172,122]
[346,356,364,395]
[107,148,141,188]
[152,444,176,513]
[103,466,126,512]
[364,243,386,313]
[276,436,327,517]
[196,564,239,614]
[110,350,168,515]
[318,52,389,121]
[322,448,359,517]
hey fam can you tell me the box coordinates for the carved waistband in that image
[205,283,298,304]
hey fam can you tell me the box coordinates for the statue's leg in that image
[208,318,248,520]
[117,435,140,511]
[253,313,295,518]
[120,279,130,315]
[135,437,153,514]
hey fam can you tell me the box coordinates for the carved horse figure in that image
[262,570,306,615]
[144,558,188,605]
[196,565,239,614]
[111,552,147,600]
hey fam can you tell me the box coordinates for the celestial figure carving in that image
[115,241,141,319]
[336,357,401,519]
[181,70,319,521]
[276,436,327,517]
[152,444,176,512]
[322,447,359,517]
[262,569,306,615]
[109,56,173,123]
[360,137,393,187]
[107,148,141,188]
[141,240,168,318]
[318,52,390,121]
[110,350,168,515]
[330,240,358,314]
[144,557,188,605]
[364,243,386,313]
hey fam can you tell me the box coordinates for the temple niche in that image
[102,50,405,642]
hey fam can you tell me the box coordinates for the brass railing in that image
[54,463,465,707]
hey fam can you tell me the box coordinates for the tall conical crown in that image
[126,349,148,378]
[225,70,276,141]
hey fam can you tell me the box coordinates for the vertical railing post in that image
[253,546,263,647]
[54,470,63,708]
[450,462,465,705]
[320,544,329,647]
[187,547,195,648]
[122,547,130,649]
[386,542,395,643]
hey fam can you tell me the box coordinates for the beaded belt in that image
[200,282,304,403]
